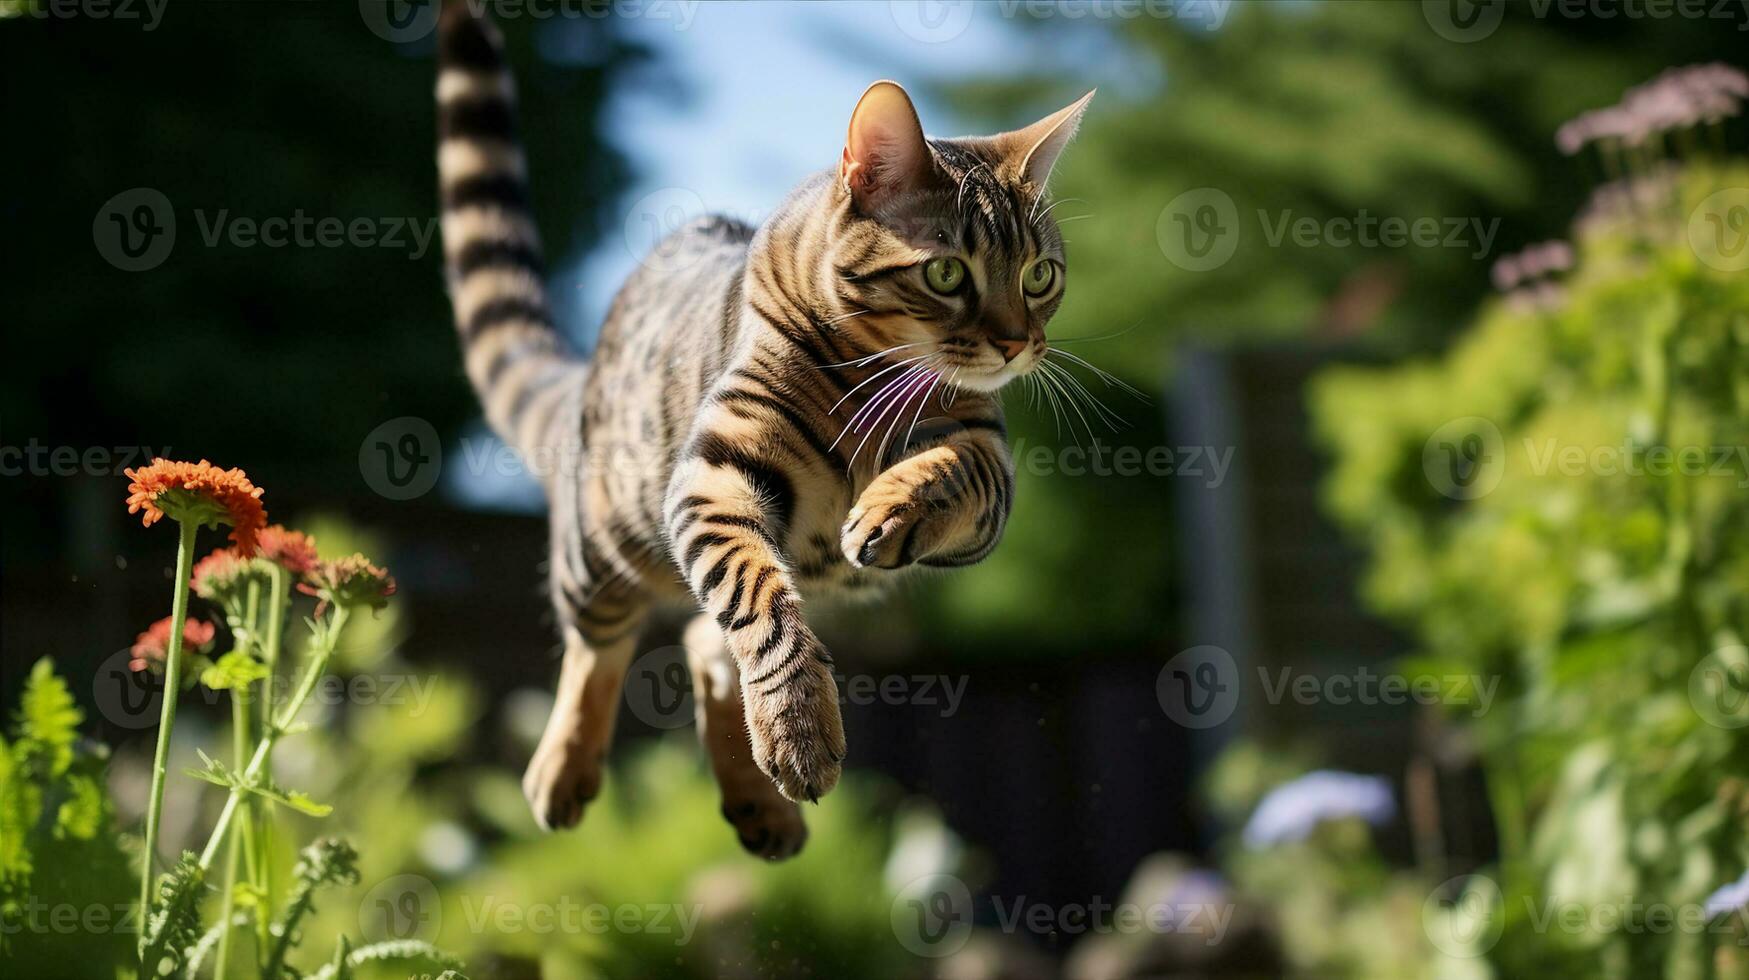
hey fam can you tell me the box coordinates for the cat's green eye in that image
[1022,260,1058,297]
[923,257,968,295]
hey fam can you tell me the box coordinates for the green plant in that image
[1309,67,1749,979]
[0,658,134,973]
[110,459,463,979]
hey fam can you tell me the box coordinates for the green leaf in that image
[139,851,207,977]
[199,649,270,691]
[15,658,81,777]
[52,774,103,841]
[183,750,332,815]
[304,938,464,980]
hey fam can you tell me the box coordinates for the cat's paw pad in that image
[720,795,809,861]
[841,496,930,569]
[743,648,845,803]
[522,739,601,831]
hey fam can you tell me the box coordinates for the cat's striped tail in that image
[436,2,585,468]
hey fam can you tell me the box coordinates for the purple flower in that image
[1242,770,1395,849]
[1704,869,1749,920]
[1557,63,1747,155]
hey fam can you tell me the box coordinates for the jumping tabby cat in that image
[436,3,1092,859]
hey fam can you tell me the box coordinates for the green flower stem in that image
[236,578,263,888]
[198,605,351,873]
[255,562,290,942]
[213,685,253,980]
[138,518,198,944]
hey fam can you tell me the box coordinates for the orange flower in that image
[299,554,397,612]
[256,525,319,576]
[130,616,218,673]
[124,458,267,554]
[190,548,259,601]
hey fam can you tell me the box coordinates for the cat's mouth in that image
[944,347,1043,393]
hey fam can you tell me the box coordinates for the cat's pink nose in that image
[995,338,1028,362]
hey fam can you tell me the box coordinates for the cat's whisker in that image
[836,362,931,450]
[1031,195,1085,227]
[956,162,989,213]
[1031,365,1066,440]
[820,309,875,328]
[1049,322,1144,348]
[1038,361,1096,445]
[817,341,932,372]
[1047,359,1128,430]
[851,364,936,471]
[841,357,940,446]
[880,371,942,468]
[826,351,936,418]
[1046,348,1148,402]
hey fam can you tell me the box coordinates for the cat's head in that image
[827,81,1094,392]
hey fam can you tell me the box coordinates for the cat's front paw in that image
[841,484,954,570]
[741,638,845,803]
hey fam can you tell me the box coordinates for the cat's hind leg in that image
[523,585,648,830]
[683,613,809,860]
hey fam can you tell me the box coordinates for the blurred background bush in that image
[3,1,1748,977]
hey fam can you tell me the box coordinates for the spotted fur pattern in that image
[436,2,1089,857]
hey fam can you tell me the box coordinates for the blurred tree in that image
[920,0,1748,653]
[0,1,638,558]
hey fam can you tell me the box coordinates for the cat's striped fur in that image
[436,2,1090,858]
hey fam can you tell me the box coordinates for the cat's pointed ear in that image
[840,81,931,210]
[998,90,1095,189]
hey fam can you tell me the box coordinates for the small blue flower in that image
[1242,770,1395,849]
[1704,869,1749,919]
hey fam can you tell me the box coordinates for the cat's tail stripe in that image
[436,1,584,469]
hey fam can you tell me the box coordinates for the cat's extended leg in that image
[842,420,1015,570]
[682,613,809,860]
[523,588,648,830]
[665,443,846,804]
